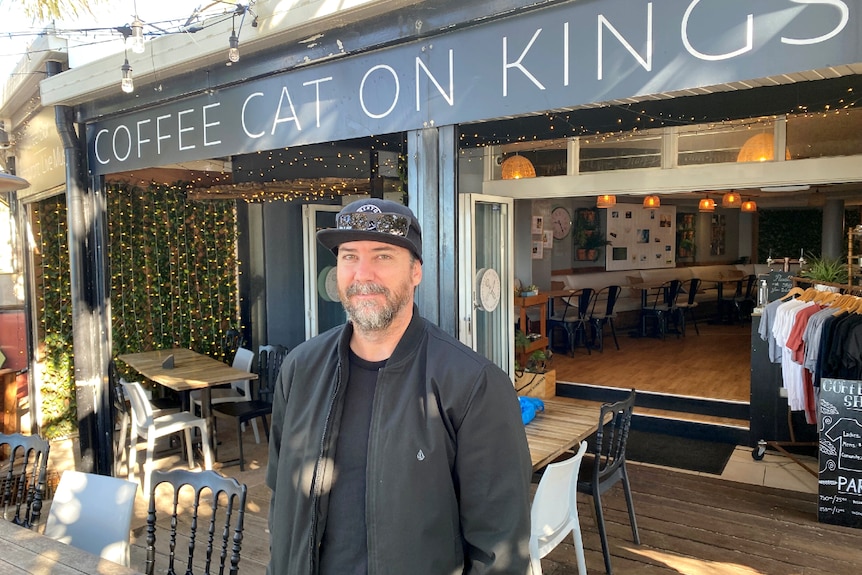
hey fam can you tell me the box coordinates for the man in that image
[266,198,532,575]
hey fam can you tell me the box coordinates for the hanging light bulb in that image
[228,31,240,63]
[698,197,715,212]
[596,194,617,208]
[130,17,145,54]
[741,200,758,212]
[120,58,134,94]
[642,195,660,209]
[722,190,742,208]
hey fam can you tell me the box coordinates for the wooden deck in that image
[110,413,861,575]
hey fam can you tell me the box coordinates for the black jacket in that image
[266,307,532,574]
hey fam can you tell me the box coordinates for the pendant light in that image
[596,194,616,208]
[722,190,742,208]
[120,55,134,94]
[501,154,536,180]
[642,195,660,209]
[741,200,757,212]
[698,197,715,212]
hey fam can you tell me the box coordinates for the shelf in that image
[515,293,549,368]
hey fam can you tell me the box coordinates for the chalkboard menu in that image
[766,271,794,303]
[819,378,862,528]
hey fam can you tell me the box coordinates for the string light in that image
[130,17,145,54]
[120,56,134,94]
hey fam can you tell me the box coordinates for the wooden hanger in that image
[780,287,806,301]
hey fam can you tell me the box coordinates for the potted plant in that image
[582,232,611,261]
[520,284,539,297]
[800,253,847,291]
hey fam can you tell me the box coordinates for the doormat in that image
[623,429,735,475]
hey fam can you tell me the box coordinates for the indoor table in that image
[117,348,257,464]
[699,272,745,324]
[524,398,601,471]
[0,518,143,575]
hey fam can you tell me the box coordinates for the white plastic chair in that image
[121,380,214,496]
[189,347,261,443]
[44,470,138,567]
[530,440,588,575]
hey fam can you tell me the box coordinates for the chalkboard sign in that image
[766,271,794,303]
[819,378,862,528]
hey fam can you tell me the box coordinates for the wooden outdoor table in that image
[524,398,601,471]
[0,518,144,575]
[117,348,257,464]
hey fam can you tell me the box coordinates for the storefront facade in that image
[5,0,862,467]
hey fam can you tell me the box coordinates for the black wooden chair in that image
[145,468,247,575]
[588,285,621,352]
[221,328,246,365]
[212,345,288,471]
[0,432,50,529]
[577,389,639,575]
[547,288,594,356]
[674,277,701,336]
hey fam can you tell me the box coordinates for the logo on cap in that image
[355,204,382,214]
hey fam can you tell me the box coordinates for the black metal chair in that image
[145,468,247,575]
[577,389,639,575]
[547,288,594,356]
[212,345,288,471]
[674,277,701,336]
[0,432,50,529]
[640,280,682,339]
[588,285,621,352]
[734,274,758,323]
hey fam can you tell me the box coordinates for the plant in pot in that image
[800,254,847,291]
[583,232,611,261]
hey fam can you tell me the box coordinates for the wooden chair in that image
[221,328,246,365]
[530,441,588,575]
[577,389,639,575]
[547,288,594,356]
[0,432,50,529]
[212,345,288,471]
[44,470,138,566]
[145,469,247,575]
[588,285,621,352]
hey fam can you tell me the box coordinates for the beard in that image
[342,280,411,332]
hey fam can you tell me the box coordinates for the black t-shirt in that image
[319,351,383,575]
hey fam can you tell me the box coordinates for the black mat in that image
[623,429,735,475]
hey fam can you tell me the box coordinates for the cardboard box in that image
[514,369,556,398]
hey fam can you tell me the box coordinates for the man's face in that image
[336,240,422,332]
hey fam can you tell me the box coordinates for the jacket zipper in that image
[308,357,342,573]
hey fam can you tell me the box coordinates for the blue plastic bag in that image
[518,396,545,425]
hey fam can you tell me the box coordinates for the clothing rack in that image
[751,286,862,477]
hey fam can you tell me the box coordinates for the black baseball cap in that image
[317,198,423,262]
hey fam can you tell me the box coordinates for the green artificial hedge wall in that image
[33,182,239,438]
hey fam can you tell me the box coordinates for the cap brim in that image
[317,229,422,261]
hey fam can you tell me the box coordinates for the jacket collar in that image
[336,304,426,366]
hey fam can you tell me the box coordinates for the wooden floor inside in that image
[549,312,752,427]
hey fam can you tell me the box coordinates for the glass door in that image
[302,204,344,339]
[458,194,514,377]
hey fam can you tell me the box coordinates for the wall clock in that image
[475,267,501,312]
[551,206,572,240]
[317,266,340,302]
